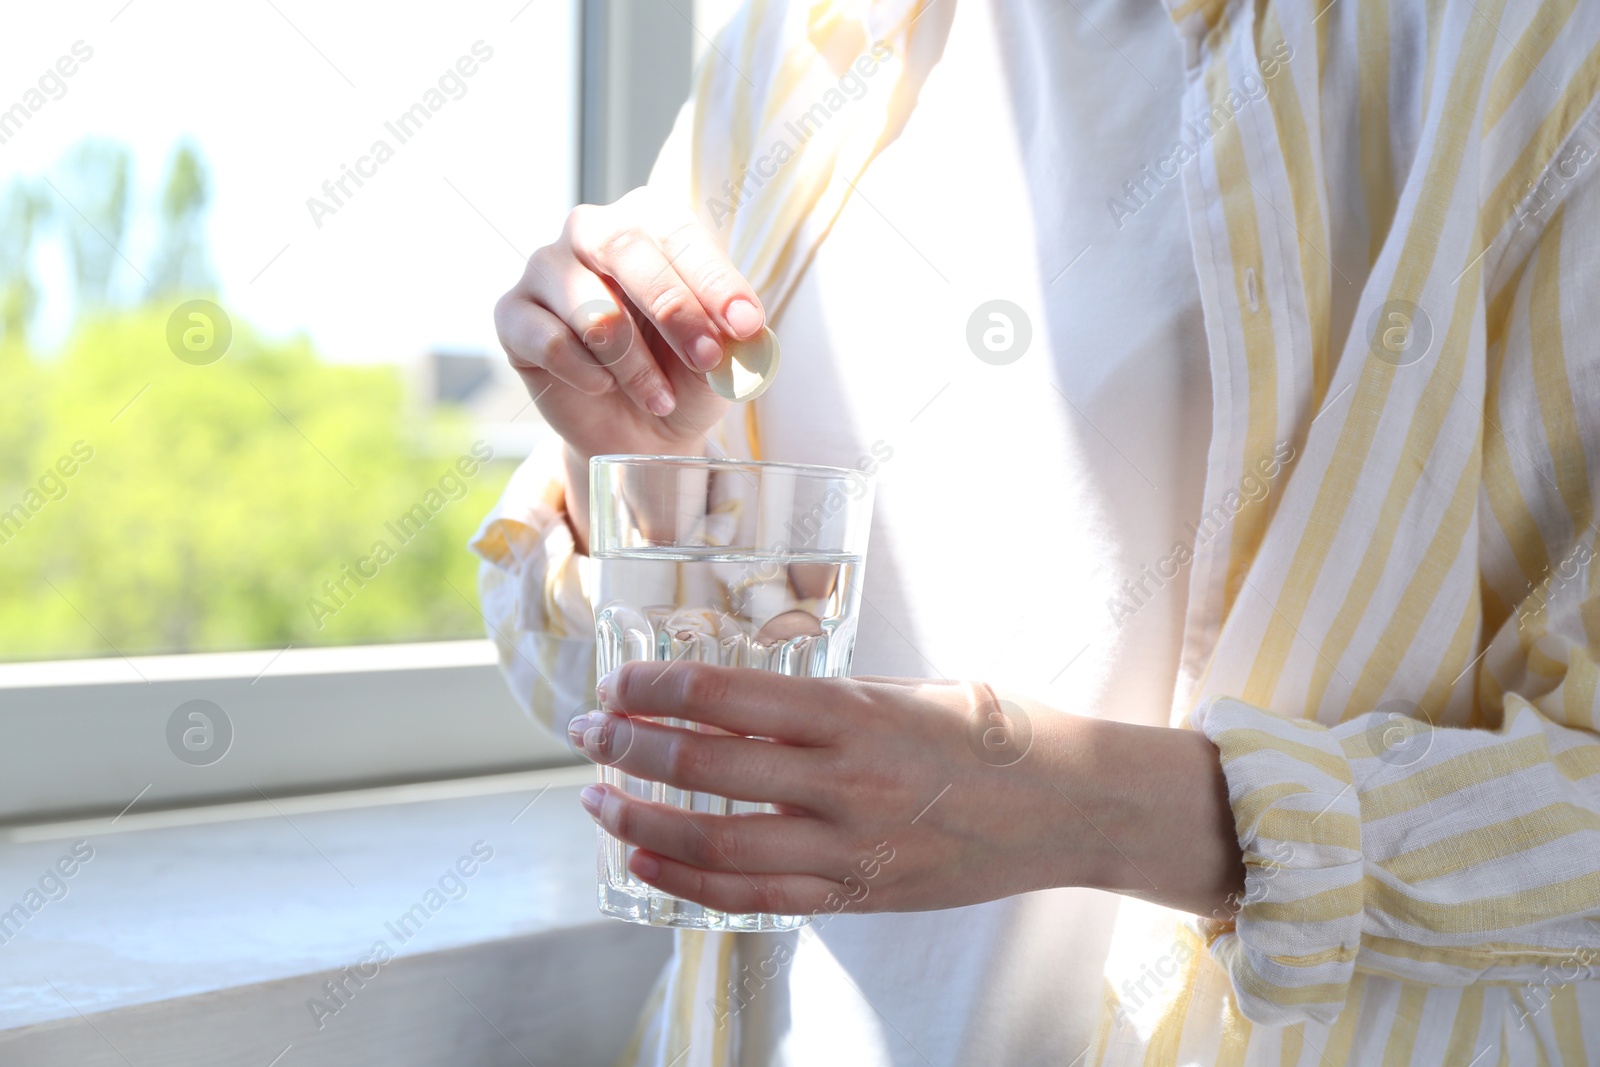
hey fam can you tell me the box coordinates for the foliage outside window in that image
[0,140,513,663]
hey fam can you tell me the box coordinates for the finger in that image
[653,219,766,340]
[567,205,726,374]
[494,290,617,396]
[516,248,675,414]
[568,711,818,806]
[598,660,844,745]
[519,246,674,417]
[582,784,837,874]
[589,286,689,417]
[628,850,842,917]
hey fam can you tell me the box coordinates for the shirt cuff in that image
[469,443,593,638]
[469,443,597,726]
[1189,696,1364,1026]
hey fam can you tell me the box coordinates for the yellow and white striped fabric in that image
[473,0,1600,1062]
[1089,0,1600,1061]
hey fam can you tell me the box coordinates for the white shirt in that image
[709,1,1205,1063]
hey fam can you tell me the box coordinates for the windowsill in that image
[0,767,673,1066]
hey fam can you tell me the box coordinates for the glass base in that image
[597,876,810,931]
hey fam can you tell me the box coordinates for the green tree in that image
[0,179,50,347]
[59,138,131,309]
[0,307,513,661]
[147,142,214,298]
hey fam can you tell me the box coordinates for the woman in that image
[474,0,1600,1062]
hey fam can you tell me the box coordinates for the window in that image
[0,1,708,821]
[0,2,580,664]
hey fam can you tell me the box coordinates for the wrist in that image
[1051,715,1244,916]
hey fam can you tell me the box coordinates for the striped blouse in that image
[472,0,1600,1063]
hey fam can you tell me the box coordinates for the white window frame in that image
[0,640,577,825]
[578,0,696,205]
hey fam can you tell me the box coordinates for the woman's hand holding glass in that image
[568,661,1246,919]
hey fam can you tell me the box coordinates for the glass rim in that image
[589,453,870,481]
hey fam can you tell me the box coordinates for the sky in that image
[0,0,579,365]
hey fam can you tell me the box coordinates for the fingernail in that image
[579,711,618,758]
[567,713,595,750]
[646,390,675,416]
[726,299,763,338]
[632,852,661,880]
[578,784,604,816]
[690,334,722,371]
[597,668,620,707]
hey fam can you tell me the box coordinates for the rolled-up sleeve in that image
[1191,699,1365,1026]
[469,442,597,736]
[1195,694,1600,1026]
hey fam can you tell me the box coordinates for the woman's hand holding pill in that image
[493,186,767,550]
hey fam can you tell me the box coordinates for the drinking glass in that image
[588,455,875,930]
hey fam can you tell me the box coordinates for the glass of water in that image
[588,455,875,931]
